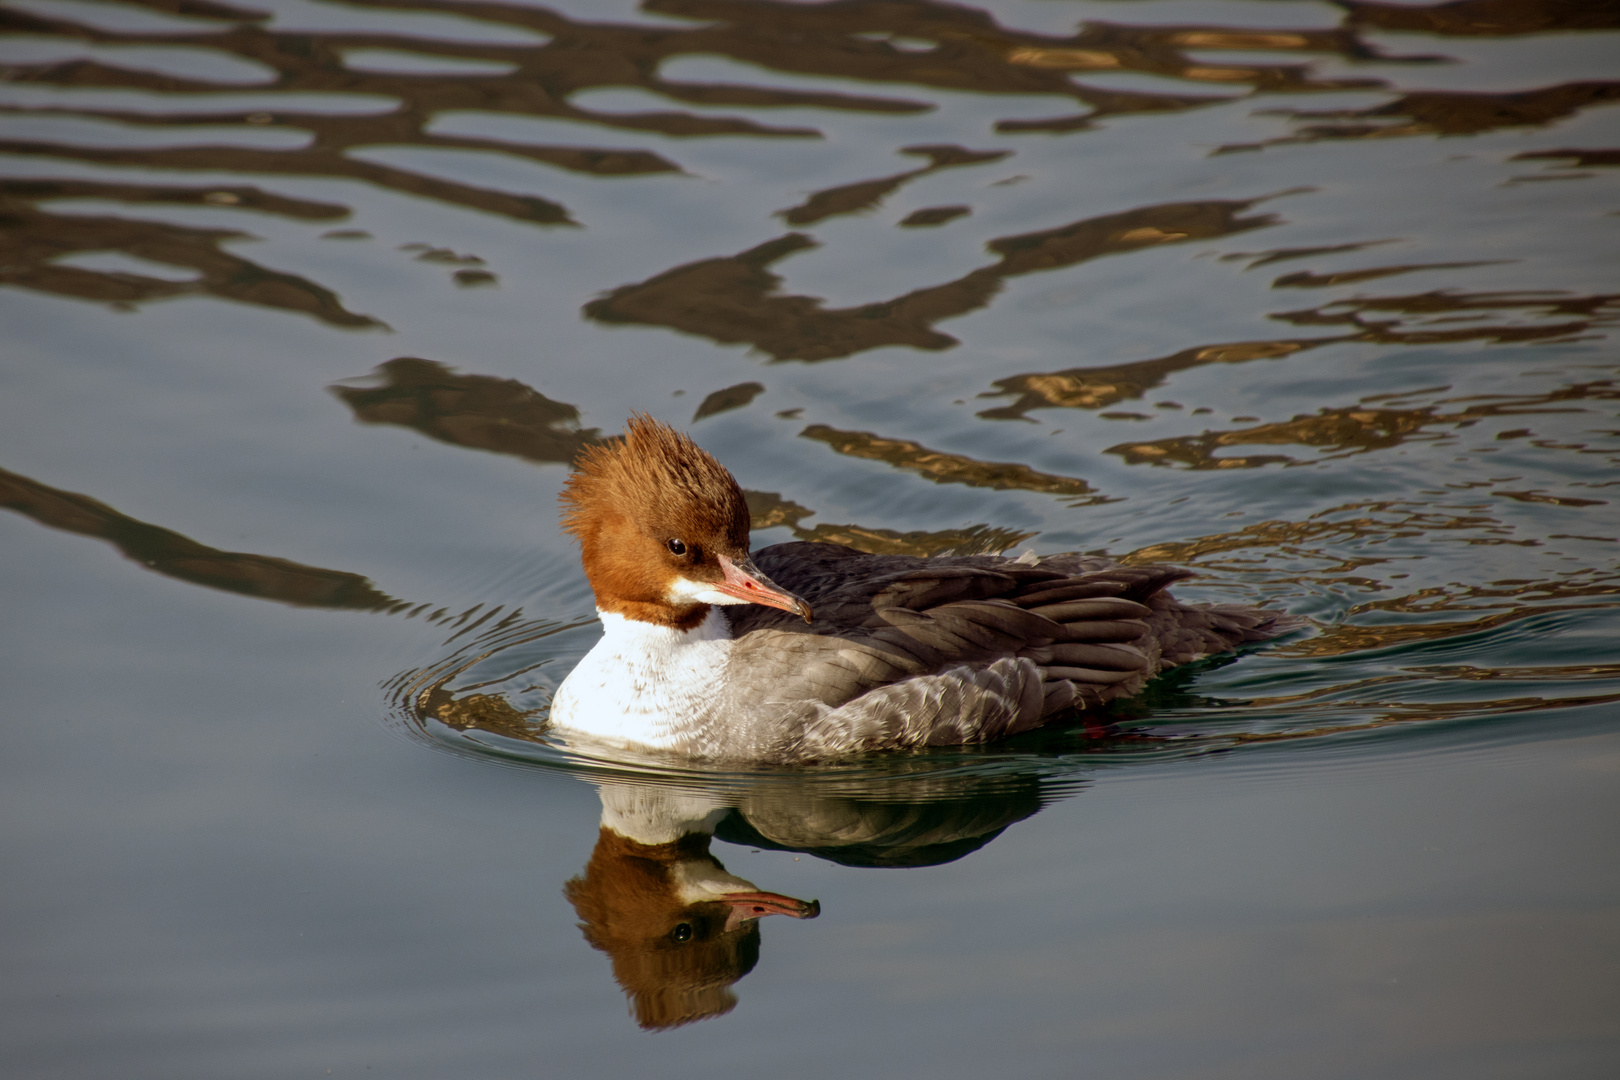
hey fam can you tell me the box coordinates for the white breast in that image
[550,607,734,750]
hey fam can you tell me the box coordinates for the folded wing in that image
[715,542,1299,760]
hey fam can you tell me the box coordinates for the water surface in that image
[3,0,1619,1075]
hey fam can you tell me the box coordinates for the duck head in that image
[560,414,811,630]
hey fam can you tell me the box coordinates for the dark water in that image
[3,0,1620,1074]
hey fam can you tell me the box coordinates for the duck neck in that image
[597,604,732,653]
[550,606,735,749]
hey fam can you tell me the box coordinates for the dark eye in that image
[670,922,693,943]
[666,538,686,557]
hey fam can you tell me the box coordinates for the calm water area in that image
[3,0,1619,1075]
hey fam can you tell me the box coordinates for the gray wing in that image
[710,542,1299,761]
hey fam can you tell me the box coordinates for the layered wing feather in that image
[704,542,1299,761]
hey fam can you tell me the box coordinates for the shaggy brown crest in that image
[562,414,749,549]
[560,414,754,626]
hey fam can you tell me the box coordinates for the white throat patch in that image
[549,607,734,750]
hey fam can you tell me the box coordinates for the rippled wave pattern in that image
[4,0,1618,784]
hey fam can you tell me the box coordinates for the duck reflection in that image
[564,769,1048,1028]
[564,783,818,1030]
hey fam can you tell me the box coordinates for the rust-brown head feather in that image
[562,413,750,552]
[560,414,764,627]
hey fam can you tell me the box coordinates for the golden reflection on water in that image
[1224,81,1620,153]
[1270,289,1619,344]
[12,0,1602,319]
[6,0,1320,234]
[1108,379,1620,470]
[7,0,1614,353]
[979,340,1318,420]
[799,423,1107,503]
[980,292,1620,422]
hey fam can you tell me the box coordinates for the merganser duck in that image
[551,416,1300,762]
